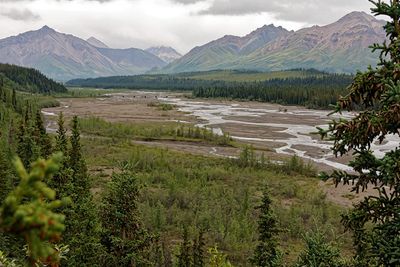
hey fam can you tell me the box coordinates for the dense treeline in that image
[193,75,352,109]
[0,63,67,93]
[67,70,352,109]
[67,73,237,90]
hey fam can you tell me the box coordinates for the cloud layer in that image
[0,0,375,53]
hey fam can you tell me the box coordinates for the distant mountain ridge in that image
[161,11,386,74]
[146,46,182,63]
[0,26,168,81]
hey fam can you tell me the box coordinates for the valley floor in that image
[43,90,378,207]
[40,90,373,264]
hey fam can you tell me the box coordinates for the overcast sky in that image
[0,0,375,53]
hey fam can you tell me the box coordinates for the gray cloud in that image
[199,0,373,24]
[0,8,40,21]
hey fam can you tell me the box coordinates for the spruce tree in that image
[193,230,205,267]
[68,116,89,196]
[61,116,104,266]
[100,172,153,266]
[16,120,35,169]
[177,227,192,267]
[0,142,12,202]
[0,153,70,266]
[33,110,52,158]
[55,112,67,154]
[11,89,16,111]
[294,232,346,267]
[319,0,400,265]
[50,112,70,194]
[250,187,282,267]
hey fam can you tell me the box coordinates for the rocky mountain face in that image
[86,37,109,48]
[146,46,182,63]
[162,12,386,74]
[0,26,167,81]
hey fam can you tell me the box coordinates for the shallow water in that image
[160,96,399,171]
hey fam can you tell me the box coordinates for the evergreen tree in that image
[11,89,16,110]
[250,186,282,267]
[319,0,400,265]
[294,232,346,267]
[177,227,192,267]
[0,142,12,202]
[68,116,89,196]
[33,110,52,158]
[61,199,104,267]
[55,112,67,154]
[61,116,104,267]
[193,230,205,267]
[16,120,36,169]
[0,153,70,267]
[50,112,70,195]
[100,172,153,266]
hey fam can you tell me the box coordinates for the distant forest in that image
[67,69,353,109]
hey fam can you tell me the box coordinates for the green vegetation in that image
[170,69,328,82]
[148,101,176,111]
[193,75,352,109]
[1,0,399,265]
[55,87,128,98]
[0,63,67,94]
[250,186,282,267]
[319,0,400,265]
[100,172,153,266]
[0,63,350,266]
[66,69,352,109]
[0,154,70,266]
[78,116,232,145]
[294,231,348,267]
[1,68,347,265]
[81,136,349,265]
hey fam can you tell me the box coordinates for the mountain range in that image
[0,11,387,81]
[0,26,173,81]
[162,11,386,74]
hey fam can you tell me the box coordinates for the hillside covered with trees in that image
[0,63,67,94]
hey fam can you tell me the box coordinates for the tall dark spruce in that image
[62,115,104,266]
[250,187,282,267]
[33,110,52,159]
[319,0,400,265]
[100,172,153,266]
